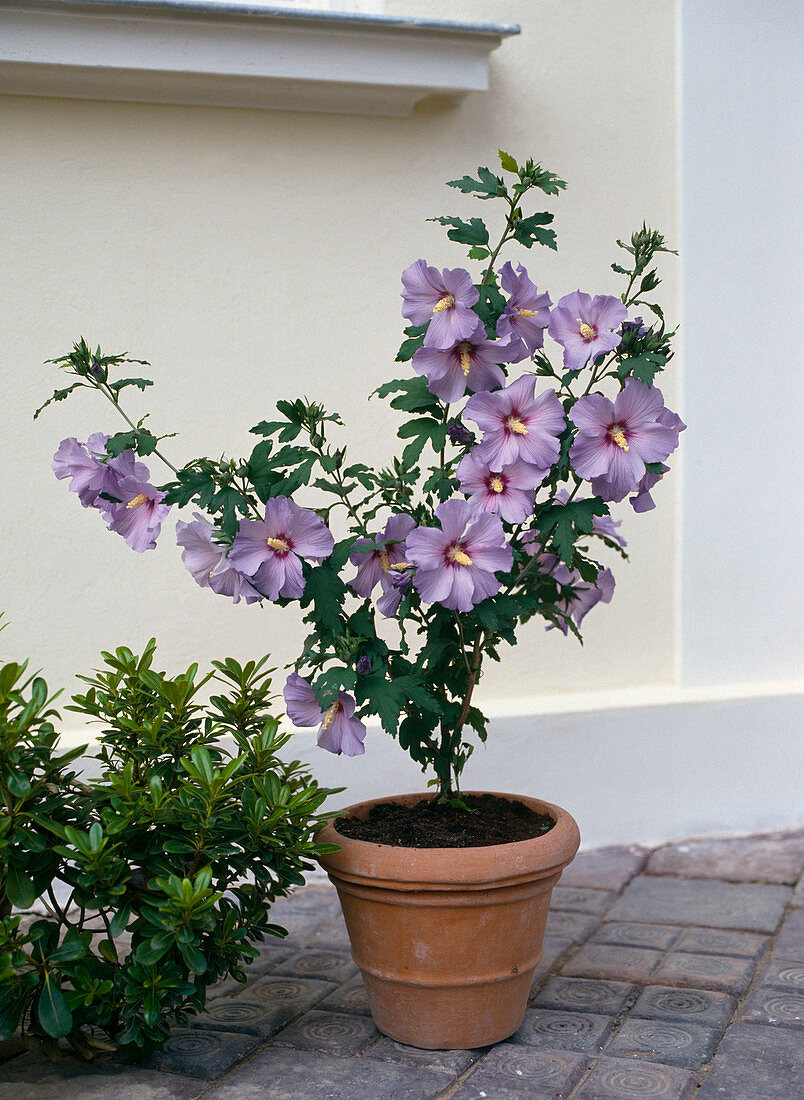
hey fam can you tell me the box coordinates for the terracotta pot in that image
[316,790,580,1049]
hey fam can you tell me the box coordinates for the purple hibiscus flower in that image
[229,496,334,602]
[99,474,171,553]
[406,498,513,612]
[496,261,552,360]
[349,514,416,618]
[411,319,515,403]
[52,434,148,508]
[464,374,565,470]
[401,260,480,350]
[570,379,681,500]
[522,547,615,634]
[617,409,686,512]
[548,291,628,371]
[457,451,545,524]
[283,673,366,757]
[176,512,263,604]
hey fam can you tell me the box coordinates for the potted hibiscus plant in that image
[38,151,683,1048]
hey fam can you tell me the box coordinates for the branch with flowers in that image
[38,152,684,803]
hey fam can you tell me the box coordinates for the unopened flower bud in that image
[447,420,474,446]
[356,655,371,676]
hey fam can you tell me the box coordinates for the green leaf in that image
[300,566,346,634]
[108,377,154,394]
[537,498,608,566]
[512,212,557,251]
[467,246,490,260]
[38,975,73,1039]
[616,351,666,387]
[446,166,503,198]
[498,149,518,172]
[5,865,36,909]
[110,906,132,938]
[428,216,489,248]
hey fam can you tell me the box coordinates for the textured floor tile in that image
[551,887,618,915]
[575,1056,697,1098]
[235,974,338,1010]
[755,957,804,993]
[697,1022,804,1098]
[674,927,768,960]
[364,1036,482,1077]
[605,1016,719,1069]
[204,1045,446,1099]
[607,876,790,932]
[188,995,304,1039]
[304,918,352,951]
[529,937,574,993]
[317,973,372,1016]
[532,977,637,1015]
[562,943,663,983]
[630,985,736,1030]
[739,986,804,1029]
[653,951,755,994]
[0,1056,206,1099]
[272,946,358,983]
[791,871,804,907]
[207,943,293,997]
[271,1009,380,1055]
[559,846,649,892]
[545,910,599,942]
[772,908,804,960]
[592,922,682,951]
[510,1008,618,1053]
[646,833,804,884]
[451,1045,590,1100]
[141,1027,259,1079]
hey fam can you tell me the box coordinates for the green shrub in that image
[0,640,337,1059]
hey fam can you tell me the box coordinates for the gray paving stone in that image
[630,985,736,1030]
[304,917,352,951]
[791,870,804,907]
[559,845,649,892]
[140,1027,260,1079]
[697,1022,804,1098]
[0,1056,206,1099]
[592,921,682,951]
[755,956,804,993]
[606,1016,720,1069]
[674,926,768,960]
[271,1008,380,1055]
[551,887,618,915]
[647,832,804,884]
[653,951,756,993]
[509,1007,618,1053]
[739,986,804,1029]
[544,909,599,942]
[529,937,574,992]
[562,943,664,983]
[451,1045,590,1099]
[364,1036,482,1076]
[607,875,790,931]
[207,943,293,997]
[318,973,372,1015]
[204,1045,446,1099]
[220,974,337,1011]
[272,884,338,913]
[272,946,358,983]
[188,994,305,1038]
[772,907,804,961]
[532,976,637,1015]
[575,1055,697,1098]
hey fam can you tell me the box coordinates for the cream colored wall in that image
[2,1,679,745]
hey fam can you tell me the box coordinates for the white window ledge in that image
[0,1,520,116]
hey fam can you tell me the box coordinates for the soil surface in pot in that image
[334,794,555,848]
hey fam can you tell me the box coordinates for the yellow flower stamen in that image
[447,545,473,566]
[516,308,535,320]
[506,415,528,435]
[389,561,412,571]
[433,293,455,314]
[489,476,504,493]
[610,426,629,450]
[322,701,340,730]
[458,343,472,377]
[266,537,290,552]
[378,548,390,572]
[578,321,596,341]
[125,493,149,509]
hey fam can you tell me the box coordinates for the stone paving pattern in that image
[1,828,802,1099]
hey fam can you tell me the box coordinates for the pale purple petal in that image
[283,673,324,727]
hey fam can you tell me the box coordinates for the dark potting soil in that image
[333,794,555,849]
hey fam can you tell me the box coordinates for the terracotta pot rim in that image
[316,790,581,886]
